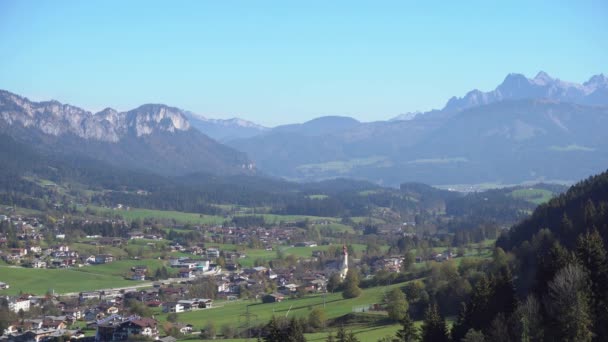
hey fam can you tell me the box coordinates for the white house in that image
[8,298,30,313]
[163,302,184,313]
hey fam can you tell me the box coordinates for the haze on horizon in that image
[0,0,606,126]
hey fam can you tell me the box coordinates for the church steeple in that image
[340,244,349,280]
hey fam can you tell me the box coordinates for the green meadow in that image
[0,266,144,295]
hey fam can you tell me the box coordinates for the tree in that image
[327,273,342,293]
[308,307,327,330]
[221,324,237,339]
[402,251,415,272]
[336,326,347,342]
[264,316,286,342]
[394,312,418,342]
[514,295,543,342]
[126,299,152,317]
[421,303,449,342]
[546,264,593,342]
[286,317,307,342]
[202,321,216,339]
[576,229,608,340]
[461,329,485,342]
[166,312,178,323]
[386,288,409,321]
[342,269,362,299]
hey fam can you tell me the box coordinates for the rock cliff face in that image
[0,90,252,176]
[0,90,191,142]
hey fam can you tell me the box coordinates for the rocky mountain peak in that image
[126,104,190,137]
[0,90,192,142]
[584,73,608,88]
[442,72,608,113]
[532,71,554,85]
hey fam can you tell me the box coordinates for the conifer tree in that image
[421,303,449,342]
[394,312,418,342]
[286,317,307,342]
[336,326,347,342]
[576,229,608,340]
[264,316,285,342]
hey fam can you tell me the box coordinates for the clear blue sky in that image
[0,1,606,126]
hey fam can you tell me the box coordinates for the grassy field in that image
[93,207,227,225]
[92,206,340,226]
[0,266,144,295]
[156,280,410,331]
[315,222,356,234]
[211,323,404,342]
[296,156,392,175]
[510,188,555,205]
[73,258,172,278]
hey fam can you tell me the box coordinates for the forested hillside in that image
[449,170,608,341]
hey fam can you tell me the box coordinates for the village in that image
[0,209,469,341]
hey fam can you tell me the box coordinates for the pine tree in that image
[264,316,285,342]
[345,331,359,342]
[286,317,307,342]
[451,302,470,342]
[490,266,517,317]
[421,303,449,342]
[576,229,608,340]
[394,312,418,342]
[336,326,347,342]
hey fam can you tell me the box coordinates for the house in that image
[189,246,204,255]
[172,323,194,334]
[206,247,220,258]
[433,253,450,262]
[178,268,195,279]
[163,302,185,313]
[128,231,144,239]
[216,281,230,293]
[295,241,317,247]
[132,271,146,281]
[8,298,31,313]
[96,315,158,341]
[98,237,123,246]
[32,259,47,268]
[10,248,28,257]
[55,245,70,252]
[95,254,114,264]
[177,298,213,310]
[262,293,285,303]
[62,307,84,320]
[128,317,158,337]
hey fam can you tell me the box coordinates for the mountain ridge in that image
[443,71,608,113]
[0,90,253,176]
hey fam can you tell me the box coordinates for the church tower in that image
[340,244,349,280]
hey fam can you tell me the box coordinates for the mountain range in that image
[0,90,253,176]
[226,72,608,185]
[0,71,606,186]
[185,112,268,142]
[443,71,608,113]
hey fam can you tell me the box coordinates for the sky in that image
[0,1,606,127]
